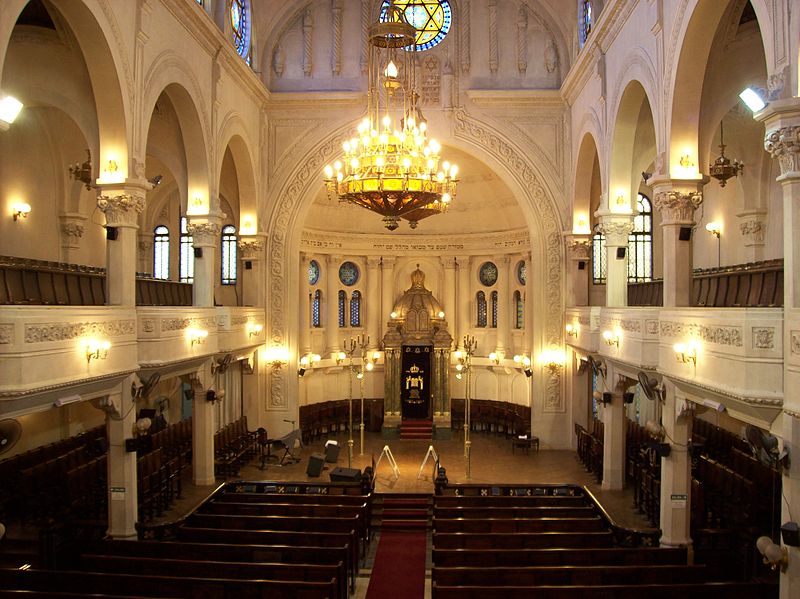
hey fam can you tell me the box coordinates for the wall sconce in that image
[514,354,533,377]
[247,322,263,338]
[333,351,347,365]
[0,95,23,131]
[673,342,697,364]
[390,311,398,319]
[679,154,694,168]
[756,536,788,572]
[12,202,30,221]
[565,323,578,337]
[69,149,93,190]
[83,338,110,364]
[264,347,289,372]
[105,159,118,176]
[705,222,721,238]
[602,330,619,347]
[186,328,208,346]
[488,351,501,365]
[437,311,445,318]
[298,353,321,377]
[615,194,626,207]
[539,349,565,374]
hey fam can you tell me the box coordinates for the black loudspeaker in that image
[324,441,340,463]
[306,453,325,477]
[245,260,253,270]
[330,467,362,482]
[679,226,692,241]
[578,261,586,270]
[194,247,203,258]
[623,392,635,404]
[616,247,626,259]
[106,226,118,240]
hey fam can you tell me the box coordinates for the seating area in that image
[575,419,604,482]
[299,399,384,444]
[213,416,258,476]
[450,399,531,437]
[431,481,777,598]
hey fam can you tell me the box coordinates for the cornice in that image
[466,90,564,109]
[266,92,365,110]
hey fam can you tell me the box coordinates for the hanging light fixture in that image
[709,121,743,187]
[322,2,458,231]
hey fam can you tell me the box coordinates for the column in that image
[596,210,633,308]
[600,385,626,490]
[105,379,138,538]
[59,213,86,265]
[187,214,222,307]
[564,233,591,307]
[496,255,511,354]
[96,184,147,306]
[380,256,396,340]
[299,253,312,356]
[326,255,341,355]
[239,234,266,307]
[191,364,216,486]
[366,257,381,348]
[650,179,705,307]
[456,256,471,349]
[442,257,457,334]
[524,251,533,352]
[659,381,692,548]
[137,234,153,276]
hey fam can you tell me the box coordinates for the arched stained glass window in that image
[312,290,322,327]
[308,259,320,285]
[580,1,593,47]
[350,291,361,327]
[154,225,169,280]
[491,291,498,328]
[514,290,524,329]
[476,291,487,328]
[592,230,605,284]
[230,0,250,59]
[338,290,346,328]
[517,260,527,286]
[628,193,653,282]
[221,225,237,285]
[180,217,194,284]
[380,1,452,51]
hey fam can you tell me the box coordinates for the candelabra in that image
[460,335,477,478]
[356,334,371,457]
[343,337,358,467]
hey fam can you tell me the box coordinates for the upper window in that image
[180,217,194,284]
[312,290,322,328]
[491,290,498,328]
[580,1,593,47]
[476,291,487,328]
[154,225,169,280]
[628,193,653,283]
[514,290,524,329]
[338,290,346,327]
[516,260,527,286]
[350,291,362,327]
[221,225,237,285]
[230,0,250,59]
[592,231,606,284]
[339,261,359,286]
[479,262,498,287]
[308,259,320,286]
[381,1,452,51]
[195,0,203,5]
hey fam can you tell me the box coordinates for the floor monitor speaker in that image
[306,453,325,477]
[330,467,362,482]
[324,441,340,463]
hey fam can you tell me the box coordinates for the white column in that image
[325,254,341,355]
[380,256,396,339]
[442,257,456,332]
[299,253,311,356]
[496,255,511,353]
[187,215,222,308]
[600,388,626,490]
[596,211,633,308]
[105,380,138,539]
[659,381,692,548]
[60,213,87,265]
[456,256,471,349]
[366,256,381,348]
[239,235,266,307]
[191,363,216,486]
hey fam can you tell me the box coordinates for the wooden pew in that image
[0,593,177,599]
[432,546,687,568]
[432,516,607,534]
[433,506,598,520]
[432,531,614,549]
[433,495,588,507]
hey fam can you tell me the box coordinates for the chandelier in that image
[709,121,743,187]
[323,3,458,231]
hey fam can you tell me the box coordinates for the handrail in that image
[135,482,226,540]
[581,485,661,547]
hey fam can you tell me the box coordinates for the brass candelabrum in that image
[343,334,371,465]
[459,335,477,478]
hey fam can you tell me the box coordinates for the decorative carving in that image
[488,0,498,74]
[272,43,285,77]
[162,317,216,332]
[133,158,146,180]
[331,0,342,76]
[601,318,640,333]
[764,126,800,176]
[645,320,659,335]
[659,321,742,347]
[97,194,145,226]
[187,221,221,247]
[61,222,85,241]
[142,319,155,333]
[516,6,528,75]
[25,319,136,344]
[752,327,775,349]
[421,55,441,106]
[461,0,471,74]
[739,219,766,244]
[598,219,634,246]
[567,239,591,259]
[0,324,13,345]
[545,37,558,74]
[653,190,703,223]
[791,331,800,355]
[302,8,313,77]
[767,71,785,100]
[239,239,264,259]
[442,53,454,109]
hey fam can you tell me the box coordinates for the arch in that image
[573,132,602,231]
[216,119,258,232]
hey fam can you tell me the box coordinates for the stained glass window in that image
[514,290,524,329]
[350,291,361,327]
[312,290,321,327]
[580,1,593,47]
[195,0,203,5]
[180,217,194,284]
[479,262,498,286]
[221,225,237,285]
[230,0,250,59]
[476,291,487,328]
[381,0,452,52]
[517,260,527,286]
[308,259,320,285]
[154,225,169,280]
[339,261,359,286]
[628,193,653,282]
[592,231,605,284]
[338,290,346,327]
[491,291,498,328]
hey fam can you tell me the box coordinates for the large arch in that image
[573,132,602,232]
[216,117,259,232]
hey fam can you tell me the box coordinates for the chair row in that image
[214,417,258,476]
[299,399,384,444]
[450,399,531,437]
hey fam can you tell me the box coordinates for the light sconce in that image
[673,342,697,365]
[709,122,743,187]
[298,353,321,377]
[488,351,501,365]
[514,354,533,378]
[69,149,93,190]
[390,311,398,319]
[756,536,788,572]
[705,222,721,238]
[565,323,578,338]
[0,95,23,131]
[679,154,694,169]
[186,328,208,346]
[83,338,111,364]
[191,195,204,210]
[539,349,565,374]
[437,311,445,318]
[12,202,30,221]
[264,347,289,372]
[333,351,347,365]
[105,159,119,176]
[615,194,626,207]
[740,87,767,113]
[602,330,620,347]
[247,322,263,338]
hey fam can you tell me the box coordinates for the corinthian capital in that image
[238,238,265,259]
[96,194,145,226]
[567,238,591,260]
[764,126,800,177]
[597,217,634,246]
[653,190,703,224]
[187,221,221,247]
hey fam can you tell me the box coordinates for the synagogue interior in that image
[0,0,799,597]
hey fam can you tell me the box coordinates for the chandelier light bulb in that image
[402,157,411,170]
[334,160,342,171]
[443,161,450,172]
[343,141,351,152]
[351,158,360,170]
[407,117,416,128]
[379,133,388,145]
[450,165,459,178]
[420,122,427,132]
[382,115,391,129]
[436,172,445,182]
[337,172,343,182]
[376,156,385,168]
[384,60,398,79]
[429,139,441,153]
[324,165,333,178]
[442,193,451,203]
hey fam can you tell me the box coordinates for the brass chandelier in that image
[323,3,458,231]
[709,121,743,187]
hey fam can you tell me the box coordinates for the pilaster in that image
[366,256,381,350]
[190,364,216,486]
[600,388,626,491]
[380,256,396,342]
[239,234,266,307]
[105,379,138,539]
[187,214,222,308]
[59,212,86,264]
[564,233,591,307]
[299,252,312,355]
[326,255,341,355]
[496,255,511,353]
[659,380,692,549]
[596,211,633,308]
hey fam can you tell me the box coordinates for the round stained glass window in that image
[308,260,320,286]
[479,262,498,287]
[381,1,452,52]
[230,0,249,58]
[339,261,360,286]
[517,261,527,286]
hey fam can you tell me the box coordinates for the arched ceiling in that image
[303,145,526,236]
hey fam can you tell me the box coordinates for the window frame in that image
[350,290,361,327]
[476,291,487,328]
[628,193,653,283]
[179,216,194,284]
[220,224,237,286]
[153,225,170,280]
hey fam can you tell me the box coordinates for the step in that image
[380,519,429,531]
[381,508,430,519]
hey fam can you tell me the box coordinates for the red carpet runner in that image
[365,497,428,599]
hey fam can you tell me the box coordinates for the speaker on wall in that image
[679,227,692,241]
[616,247,626,259]
[194,247,203,258]
[306,453,325,477]
[106,226,118,241]
[578,261,586,270]
[330,467,362,482]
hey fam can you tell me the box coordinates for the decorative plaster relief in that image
[162,317,217,332]
[421,55,441,106]
[653,190,703,223]
[97,194,145,226]
[187,222,221,247]
[764,126,800,176]
[142,319,155,333]
[601,318,640,333]
[25,320,135,343]
[0,324,13,345]
[659,321,742,347]
[578,316,590,326]
[791,331,800,355]
[645,320,659,335]
[739,218,766,245]
[239,239,264,259]
[752,327,775,349]
[461,0,471,74]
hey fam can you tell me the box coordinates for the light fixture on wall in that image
[756,536,788,572]
[488,351,501,365]
[513,354,533,377]
[298,353,321,377]
[186,328,208,346]
[740,87,767,113]
[83,338,110,364]
[641,171,652,184]
[539,349,565,374]
[709,122,743,187]
[706,221,721,267]
[333,351,347,365]
[0,95,23,131]
[147,174,163,188]
[246,322,263,338]
[565,323,578,337]
[673,342,697,365]
[12,201,30,221]
[679,154,694,169]
[69,149,93,190]
[322,4,458,231]
[602,329,619,347]
[264,347,289,372]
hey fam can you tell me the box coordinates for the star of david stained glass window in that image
[381,1,452,52]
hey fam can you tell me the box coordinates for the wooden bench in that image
[433,495,588,507]
[433,516,606,534]
[433,531,614,549]
[432,546,687,568]
[433,506,598,519]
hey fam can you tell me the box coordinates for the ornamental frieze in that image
[162,317,217,332]
[0,324,13,345]
[25,319,136,344]
[659,321,742,347]
[752,327,775,350]
[739,219,766,244]
[600,318,641,333]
